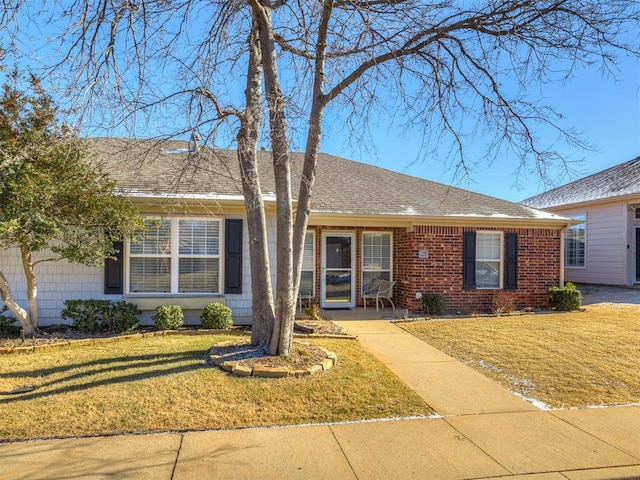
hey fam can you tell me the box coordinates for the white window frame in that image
[300,230,316,298]
[361,231,393,288]
[565,214,586,269]
[126,217,222,294]
[476,231,503,290]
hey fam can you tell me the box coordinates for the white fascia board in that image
[309,211,574,229]
[536,193,640,212]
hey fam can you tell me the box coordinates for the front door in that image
[321,232,355,308]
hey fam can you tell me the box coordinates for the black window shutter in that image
[225,219,243,294]
[463,231,476,290]
[104,241,124,294]
[505,233,518,290]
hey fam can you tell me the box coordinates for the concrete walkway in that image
[1,320,639,480]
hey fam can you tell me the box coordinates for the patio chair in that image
[298,289,313,313]
[362,279,395,312]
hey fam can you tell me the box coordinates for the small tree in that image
[0,69,143,334]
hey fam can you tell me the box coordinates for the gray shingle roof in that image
[522,156,640,209]
[88,137,564,222]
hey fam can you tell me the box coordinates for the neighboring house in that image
[1,138,572,326]
[523,156,640,287]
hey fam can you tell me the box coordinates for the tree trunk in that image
[0,270,33,334]
[251,2,296,355]
[238,22,276,348]
[292,1,333,296]
[20,247,39,332]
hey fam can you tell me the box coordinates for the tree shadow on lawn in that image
[0,349,209,403]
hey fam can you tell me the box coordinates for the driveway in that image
[577,283,640,305]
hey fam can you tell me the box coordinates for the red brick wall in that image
[307,225,561,313]
[394,226,561,313]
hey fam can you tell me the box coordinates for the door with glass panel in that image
[321,232,355,308]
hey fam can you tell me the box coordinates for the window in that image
[476,232,502,289]
[128,218,221,293]
[565,214,585,268]
[362,232,392,289]
[300,231,315,296]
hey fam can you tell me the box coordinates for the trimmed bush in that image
[200,302,233,329]
[61,299,140,333]
[61,299,111,332]
[103,301,140,333]
[422,294,447,315]
[153,305,184,330]
[549,282,582,311]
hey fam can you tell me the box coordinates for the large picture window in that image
[362,232,392,288]
[128,218,221,294]
[565,214,586,268]
[476,232,502,289]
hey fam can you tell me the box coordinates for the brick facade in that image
[395,226,561,313]
[309,225,561,314]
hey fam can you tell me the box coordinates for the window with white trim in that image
[565,214,585,268]
[362,232,392,289]
[128,218,221,293]
[476,232,502,289]
[299,231,315,297]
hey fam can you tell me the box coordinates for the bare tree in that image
[3,0,638,354]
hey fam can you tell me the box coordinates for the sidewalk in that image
[1,320,639,479]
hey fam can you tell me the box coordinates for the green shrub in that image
[103,301,140,333]
[0,306,20,334]
[153,305,184,330]
[548,282,582,311]
[61,299,111,332]
[61,299,140,333]
[200,302,233,329]
[422,294,447,315]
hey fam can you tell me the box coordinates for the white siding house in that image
[0,214,268,326]
[523,157,640,287]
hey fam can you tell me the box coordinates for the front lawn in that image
[400,304,640,409]
[0,334,432,442]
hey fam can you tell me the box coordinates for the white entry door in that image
[321,232,355,308]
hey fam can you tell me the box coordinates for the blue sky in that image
[320,55,640,203]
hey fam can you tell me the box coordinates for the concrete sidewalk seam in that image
[328,424,360,480]
[170,433,184,480]
[548,411,640,462]
[441,416,515,478]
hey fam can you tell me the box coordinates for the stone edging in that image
[207,341,338,378]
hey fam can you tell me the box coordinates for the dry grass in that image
[400,304,640,409]
[0,334,431,442]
